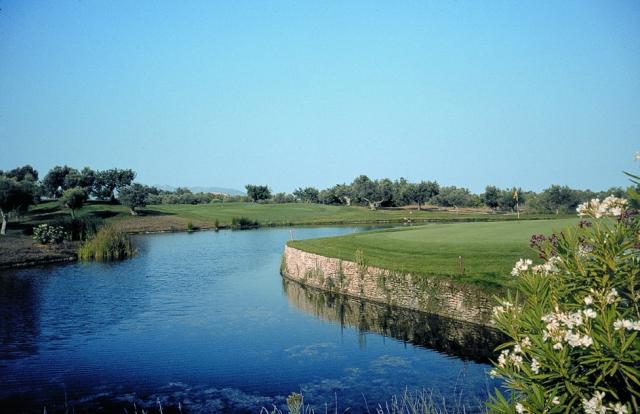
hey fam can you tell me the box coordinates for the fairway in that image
[147,202,570,226]
[288,218,578,290]
[25,201,571,232]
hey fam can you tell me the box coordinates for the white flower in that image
[553,342,563,350]
[609,402,628,414]
[606,288,619,304]
[582,391,606,414]
[580,335,593,347]
[565,331,583,347]
[511,258,533,276]
[498,350,509,367]
[509,353,523,367]
[530,358,540,374]
[489,368,499,378]
[614,319,640,331]
[552,397,560,405]
[583,308,597,319]
[515,402,526,414]
[584,295,593,305]
[521,336,532,349]
[577,196,627,218]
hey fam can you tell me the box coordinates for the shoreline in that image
[2,213,563,272]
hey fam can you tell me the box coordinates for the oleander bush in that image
[32,223,67,244]
[488,194,639,413]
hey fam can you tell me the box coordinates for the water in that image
[0,227,501,413]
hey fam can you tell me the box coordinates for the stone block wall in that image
[282,245,496,326]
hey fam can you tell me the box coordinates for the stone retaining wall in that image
[281,245,496,326]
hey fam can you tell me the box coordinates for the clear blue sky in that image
[1,1,638,193]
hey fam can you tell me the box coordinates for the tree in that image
[483,185,500,210]
[273,192,293,203]
[4,165,39,182]
[375,178,395,207]
[392,178,412,206]
[318,188,341,205]
[118,183,149,215]
[497,187,524,212]
[0,176,35,235]
[93,169,136,202]
[42,165,77,198]
[539,185,579,214]
[333,184,354,206]
[78,167,96,192]
[245,184,271,202]
[408,180,440,210]
[60,187,87,218]
[351,175,375,205]
[293,187,320,203]
[433,186,476,208]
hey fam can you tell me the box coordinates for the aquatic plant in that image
[78,225,135,260]
[231,216,260,229]
[262,389,484,414]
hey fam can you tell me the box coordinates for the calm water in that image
[0,227,501,413]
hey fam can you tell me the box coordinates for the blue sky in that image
[1,1,638,193]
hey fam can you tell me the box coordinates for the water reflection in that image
[0,275,41,361]
[283,277,505,362]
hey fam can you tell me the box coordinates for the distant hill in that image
[153,185,245,196]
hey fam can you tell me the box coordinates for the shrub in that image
[187,221,194,232]
[53,217,101,241]
[78,225,135,261]
[230,217,260,229]
[488,195,639,413]
[32,224,66,244]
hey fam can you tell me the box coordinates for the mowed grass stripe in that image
[288,218,578,290]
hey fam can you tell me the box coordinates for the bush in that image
[52,217,101,241]
[32,224,66,244]
[488,195,638,413]
[78,225,135,261]
[230,217,260,229]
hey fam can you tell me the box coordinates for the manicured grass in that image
[142,202,568,226]
[21,201,572,235]
[288,218,579,290]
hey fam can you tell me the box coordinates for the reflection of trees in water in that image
[36,263,152,339]
[0,274,41,360]
[0,262,153,361]
[283,278,505,363]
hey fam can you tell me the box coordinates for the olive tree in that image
[0,176,35,235]
[93,168,136,202]
[245,184,271,202]
[60,187,88,218]
[118,183,149,215]
[42,165,78,198]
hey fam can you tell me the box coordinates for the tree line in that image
[1,164,633,236]
[244,175,631,214]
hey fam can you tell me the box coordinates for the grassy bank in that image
[288,218,578,290]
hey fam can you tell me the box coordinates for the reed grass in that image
[78,225,136,260]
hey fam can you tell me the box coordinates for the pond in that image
[0,227,501,413]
